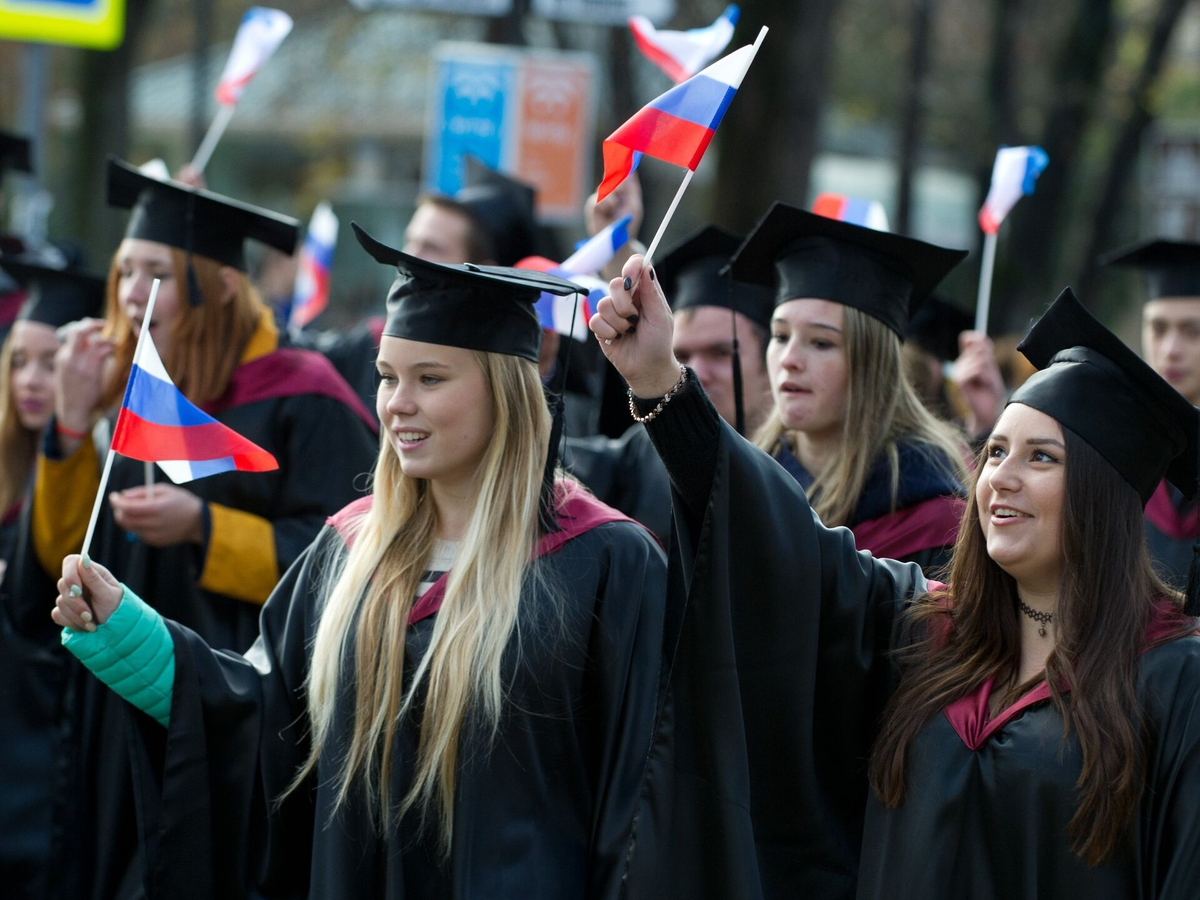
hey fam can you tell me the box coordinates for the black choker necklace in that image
[1018,600,1054,637]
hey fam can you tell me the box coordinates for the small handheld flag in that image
[561,214,632,277]
[813,193,890,232]
[630,5,740,84]
[215,7,294,107]
[192,7,293,174]
[289,201,339,330]
[978,145,1048,235]
[597,30,765,204]
[975,145,1049,334]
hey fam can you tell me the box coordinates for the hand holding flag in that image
[192,7,294,174]
[630,5,740,84]
[80,280,278,559]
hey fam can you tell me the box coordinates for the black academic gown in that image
[290,317,383,425]
[621,376,1200,900]
[563,426,672,540]
[1145,480,1196,591]
[120,501,666,899]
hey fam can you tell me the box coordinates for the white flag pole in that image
[974,230,999,335]
[190,104,236,175]
[144,461,156,498]
[637,25,769,280]
[81,279,161,560]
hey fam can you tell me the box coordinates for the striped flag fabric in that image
[560,214,633,276]
[978,145,1049,235]
[214,8,294,107]
[630,5,740,84]
[289,201,338,330]
[110,329,278,483]
[812,193,890,232]
[597,39,759,202]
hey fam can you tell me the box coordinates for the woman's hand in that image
[951,331,1007,438]
[53,554,123,630]
[589,254,682,399]
[110,485,205,548]
[54,319,112,444]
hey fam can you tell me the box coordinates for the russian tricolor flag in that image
[289,201,338,330]
[214,8,293,107]
[979,145,1049,235]
[597,38,760,202]
[110,329,278,483]
[630,5,740,84]
[813,192,890,232]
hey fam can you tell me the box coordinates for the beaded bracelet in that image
[627,365,689,424]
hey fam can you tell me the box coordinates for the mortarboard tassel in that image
[185,190,203,307]
[729,287,746,436]
[538,287,584,534]
[1187,416,1200,617]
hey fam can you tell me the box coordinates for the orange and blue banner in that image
[597,39,759,202]
[111,328,277,483]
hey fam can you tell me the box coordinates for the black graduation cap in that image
[1099,238,1200,301]
[454,156,538,266]
[106,156,299,272]
[657,225,774,331]
[905,295,973,362]
[1010,288,1198,506]
[354,221,585,531]
[0,132,32,176]
[2,257,105,328]
[727,202,969,336]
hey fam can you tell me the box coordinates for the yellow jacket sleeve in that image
[32,441,101,578]
[198,502,279,605]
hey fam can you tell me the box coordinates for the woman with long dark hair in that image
[50,229,667,899]
[590,261,1200,899]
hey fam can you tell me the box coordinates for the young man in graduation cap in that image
[51,223,668,900]
[564,225,774,539]
[0,256,106,900]
[1102,238,1200,589]
[594,230,1200,897]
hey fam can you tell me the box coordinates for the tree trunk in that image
[896,0,937,236]
[713,0,840,232]
[1076,0,1189,297]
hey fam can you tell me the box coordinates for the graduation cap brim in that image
[727,203,969,335]
[0,132,32,176]
[2,258,106,328]
[1011,287,1198,503]
[657,225,774,331]
[353,222,581,362]
[1098,238,1200,301]
[106,156,300,270]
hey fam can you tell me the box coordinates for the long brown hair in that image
[753,306,967,527]
[0,332,40,513]
[100,247,265,408]
[870,427,1192,864]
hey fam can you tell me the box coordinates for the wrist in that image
[55,420,89,441]
[628,360,685,400]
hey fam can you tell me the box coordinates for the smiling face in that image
[8,320,59,432]
[375,336,496,490]
[1143,298,1200,405]
[766,298,849,438]
[114,238,181,358]
[976,403,1066,594]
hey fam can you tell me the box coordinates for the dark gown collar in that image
[775,437,963,525]
[1145,479,1199,541]
[943,597,1196,751]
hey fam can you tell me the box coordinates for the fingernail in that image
[648,267,656,282]
[628,314,640,326]
[622,276,632,292]
[82,554,91,569]
[69,585,82,598]
[81,610,93,623]
[87,623,97,633]
[627,326,637,335]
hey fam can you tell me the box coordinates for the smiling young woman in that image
[589,266,1200,900]
[52,227,668,899]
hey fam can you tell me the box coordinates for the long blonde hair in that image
[101,248,265,408]
[753,305,967,527]
[293,349,552,850]
[0,332,40,513]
